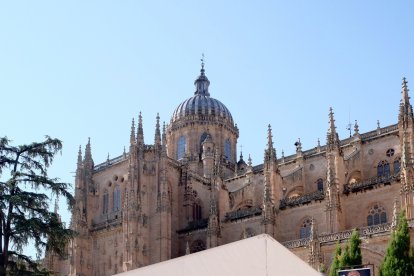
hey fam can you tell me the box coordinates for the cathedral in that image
[49,62,414,275]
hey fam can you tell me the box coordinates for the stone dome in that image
[170,65,234,125]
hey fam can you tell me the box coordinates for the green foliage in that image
[319,263,326,273]
[0,136,75,275]
[330,230,363,276]
[379,210,414,276]
[329,242,342,276]
[340,230,362,268]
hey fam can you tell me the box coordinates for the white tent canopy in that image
[116,234,321,276]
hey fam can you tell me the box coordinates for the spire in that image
[326,107,341,152]
[84,137,94,169]
[162,121,167,155]
[354,120,359,135]
[54,194,59,214]
[154,113,161,149]
[137,112,144,146]
[130,117,135,144]
[247,154,252,167]
[316,138,321,152]
[265,124,277,163]
[194,54,210,96]
[77,145,82,168]
[267,124,273,150]
[402,77,409,104]
[399,77,413,125]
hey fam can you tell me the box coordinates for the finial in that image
[106,153,110,165]
[328,107,335,133]
[54,194,59,214]
[317,138,320,147]
[201,53,205,72]
[327,107,341,152]
[123,146,126,157]
[185,241,190,255]
[77,145,82,167]
[267,124,273,149]
[239,145,243,160]
[137,112,144,145]
[354,120,359,135]
[130,117,136,143]
[402,77,409,103]
[194,55,210,96]
[154,113,161,147]
[84,137,93,164]
[248,154,252,167]
[281,149,285,158]
[295,138,302,153]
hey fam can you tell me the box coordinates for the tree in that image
[0,136,75,275]
[340,230,362,269]
[379,210,414,276]
[329,242,342,276]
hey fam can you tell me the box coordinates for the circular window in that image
[386,149,395,157]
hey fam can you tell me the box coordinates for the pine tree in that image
[339,230,363,270]
[329,242,342,276]
[0,136,75,275]
[379,210,414,276]
[348,230,362,265]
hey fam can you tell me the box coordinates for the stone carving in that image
[279,190,325,209]
[224,206,262,221]
[343,174,399,194]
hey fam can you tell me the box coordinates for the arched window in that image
[190,240,206,253]
[113,186,121,212]
[224,139,231,161]
[394,157,401,175]
[177,136,186,160]
[192,201,202,221]
[377,160,390,177]
[103,191,109,214]
[316,178,324,191]
[367,204,387,226]
[299,218,312,239]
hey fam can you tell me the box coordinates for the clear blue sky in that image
[1,0,413,257]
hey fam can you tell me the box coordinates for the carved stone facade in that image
[51,68,414,275]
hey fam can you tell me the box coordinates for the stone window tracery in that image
[113,186,121,212]
[103,190,109,214]
[377,160,390,177]
[177,136,186,160]
[386,148,395,157]
[299,218,312,239]
[192,200,202,221]
[367,204,387,226]
[316,178,323,191]
[394,157,401,175]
